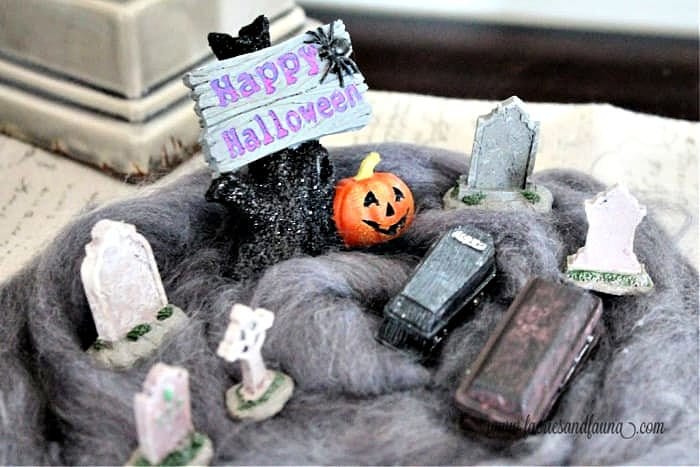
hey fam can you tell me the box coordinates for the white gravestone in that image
[218,304,294,420]
[81,219,167,342]
[566,185,653,295]
[128,363,213,466]
[134,364,193,464]
[82,219,188,370]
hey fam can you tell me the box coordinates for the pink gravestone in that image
[129,363,212,466]
[81,219,167,342]
[218,304,294,421]
[134,363,192,464]
[82,219,188,369]
[566,185,653,295]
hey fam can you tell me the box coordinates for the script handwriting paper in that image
[0,134,133,281]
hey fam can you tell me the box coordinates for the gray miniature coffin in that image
[444,96,552,213]
[377,226,496,359]
[184,20,371,175]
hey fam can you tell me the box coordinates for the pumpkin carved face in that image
[333,152,415,247]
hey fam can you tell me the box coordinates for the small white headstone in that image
[134,363,193,465]
[567,185,653,295]
[81,219,168,342]
[570,185,646,273]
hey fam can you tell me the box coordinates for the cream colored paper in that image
[1,91,697,282]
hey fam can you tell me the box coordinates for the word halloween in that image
[184,20,372,174]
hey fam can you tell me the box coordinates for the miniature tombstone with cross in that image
[217,304,294,420]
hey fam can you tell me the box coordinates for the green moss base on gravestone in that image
[126,323,152,341]
[130,432,213,467]
[567,269,652,288]
[235,371,286,411]
[462,191,486,206]
[156,304,175,321]
[566,268,654,295]
[87,305,188,370]
[521,189,541,204]
[443,184,553,213]
[226,371,294,421]
[92,305,176,351]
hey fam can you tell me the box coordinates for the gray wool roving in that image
[0,143,697,465]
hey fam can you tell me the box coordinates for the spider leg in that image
[317,26,328,44]
[304,29,321,44]
[324,61,343,87]
[339,59,357,78]
[346,58,359,73]
[337,65,345,88]
[328,21,335,40]
[319,61,332,84]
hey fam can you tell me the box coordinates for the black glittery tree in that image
[205,16,339,276]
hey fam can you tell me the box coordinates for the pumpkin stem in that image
[354,152,381,180]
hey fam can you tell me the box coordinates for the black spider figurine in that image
[304,21,359,88]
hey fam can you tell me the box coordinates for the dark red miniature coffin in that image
[455,277,603,432]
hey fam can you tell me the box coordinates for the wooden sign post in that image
[184,20,372,174]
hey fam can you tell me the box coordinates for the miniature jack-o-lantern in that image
[333,152,415,247]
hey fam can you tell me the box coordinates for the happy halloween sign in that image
[184,20,372,174]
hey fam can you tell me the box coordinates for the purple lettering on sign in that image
[331,90,347,112]
[268,110,289,139]
[255,62,279,95]
[242,128,262,151]
[298,102,317,124]
[223,128,245,158]
[317,97,333,118]
[184,20,372,174]
[345,84,361,107]
[254,115,275,145]
[285,110,302,132]
[277,53,301,86]
[237,72,261,98]
[298,45,320,76]
[210,75,240,107]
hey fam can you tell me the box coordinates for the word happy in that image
[209,45,320,107]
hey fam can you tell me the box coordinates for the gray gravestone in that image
[443,96,552,213]
[467,96,538,191]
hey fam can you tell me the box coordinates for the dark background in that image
[305,9,699,121]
